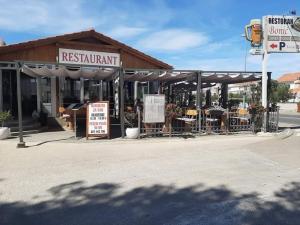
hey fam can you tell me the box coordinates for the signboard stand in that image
[143,94,165,124]
[86,101,110,139]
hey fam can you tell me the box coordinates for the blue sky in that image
[0,0,300,78]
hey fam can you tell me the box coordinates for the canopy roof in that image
[22,64,118,80]
[124,69,262,84]
[21,64,262,84]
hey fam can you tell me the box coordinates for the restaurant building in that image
[0,29,172,119]
[1,29,273,145]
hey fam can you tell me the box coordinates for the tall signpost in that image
[245,15,300,132]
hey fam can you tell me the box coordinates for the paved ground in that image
[0,132,300,225]
[279,112,300,128]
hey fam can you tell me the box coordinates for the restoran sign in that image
[264,15,300,53]
[58,48,120,67]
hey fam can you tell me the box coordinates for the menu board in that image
[143,94,165,123]
[86,101,110,139]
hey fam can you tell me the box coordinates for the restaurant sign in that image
[264,15,300,53]
[86,101,110,139]
[59,48,120,67]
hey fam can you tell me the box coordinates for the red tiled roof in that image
[0,29,173,69]
[277,72,300,83]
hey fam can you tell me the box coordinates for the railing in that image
[136,107,279,138]
[267,106,280,132]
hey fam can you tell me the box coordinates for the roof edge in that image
[0,29,172,69]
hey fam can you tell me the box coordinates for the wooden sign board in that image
[143,94,165,123]
[86,101,110,139]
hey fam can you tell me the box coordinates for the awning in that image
[22,65,118,80]
[124,70,262,84]
[21,63,262,85]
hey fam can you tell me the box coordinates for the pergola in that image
[0,60,265,147]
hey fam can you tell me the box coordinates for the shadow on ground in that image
[1,181,300,225]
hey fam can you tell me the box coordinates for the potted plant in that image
[248,103,265,133]
[125,108,139,139]
[0,111,12,140]
[163,103,182,133]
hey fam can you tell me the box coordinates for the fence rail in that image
[137,107,279,138]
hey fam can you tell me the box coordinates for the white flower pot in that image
[0,127,10,140]
[126,128,139,139]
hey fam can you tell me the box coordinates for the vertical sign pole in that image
[262,16,268,132]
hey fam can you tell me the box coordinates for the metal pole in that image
[119,68,125,138]
[0,69,3,112]
[266,72,272,132]
[197,71,202,133]
[137,106,141,139]
[16,64,26,148]
[36,76,42,113]
[58,76,64,108]
[74,110,77,139]
[262,16,268,132]
[262,56,268,132]
[134,81,138,104]
[147,82,150,94]
[99,80,103,101]
[276,106,279,132]
[80,78,84,103]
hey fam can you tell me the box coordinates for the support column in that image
[220,83,228,108]
[58,76,64,108]
[134,81,138,104]
[266,72,272,132]
[0,69,3,112]
[16,65,25,148]
[50,77,57,117]
[119,69,125,138]
[80,78,84,103]
[36,76,42,113]
[196,72,202,133]
[99,80,103,101]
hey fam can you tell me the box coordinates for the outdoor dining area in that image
[1,60,278,141]
[123,69,279,138]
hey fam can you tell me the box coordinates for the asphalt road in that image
[279,113,300,128]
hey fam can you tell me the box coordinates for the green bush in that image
[0,111,11,127]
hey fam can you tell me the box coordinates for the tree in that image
[269,80,291,103]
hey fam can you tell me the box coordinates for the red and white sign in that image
[59,48,120,67]
[264,16,300,53]
[86,101,110,138]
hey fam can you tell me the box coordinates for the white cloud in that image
[108,26,148,39]
[0,0,99,34]
[169,53,300,79]
[173,57,247,71]
[136,29,209,51]
[0,0,174,38]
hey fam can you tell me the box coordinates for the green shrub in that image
[0,111,11,127]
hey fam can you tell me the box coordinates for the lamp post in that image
[241,34,248,72]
